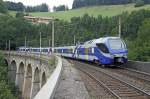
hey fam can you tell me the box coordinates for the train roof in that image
[54,46,76,49]
[54,37,121,49]
[18,46,51,49]
[18,37,121,49]
[84,37,120,45]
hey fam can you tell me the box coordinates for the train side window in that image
[92,48,94,53]
[96,43,109,53]
[58,49,62,53]
[77,50,79,54]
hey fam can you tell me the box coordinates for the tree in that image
[72,0,150,9]
[72,0,133,8]
[135,0,145,7]
[0,0,7,13]
[121,10,150,39]
[127,18,150,61]
[136,18,150,47]
[39,3,49,12]
[53,5,68,12]
[143,0,150,4]
[25,3,48,12]
[5,1,24,11]
[16,12,24,18]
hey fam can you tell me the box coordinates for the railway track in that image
[70,60,150,99]
[77,68,117,99]
[102,66,150,95]
[69,60,117,99]
[117,66,150,83]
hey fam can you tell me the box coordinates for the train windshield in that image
[108,39,126,50]
[96,43,109,53]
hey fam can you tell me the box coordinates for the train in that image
[18,46,51,53]
[18,37,128,65]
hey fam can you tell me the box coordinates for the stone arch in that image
[9,60,17,83]
[17,62,25,92]
[41,72,46,87]
[23,64,32,99]
[32,67,40,98]
[4,59,8,66]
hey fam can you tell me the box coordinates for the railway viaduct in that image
[3,51,150,99]
[3,52,58,99]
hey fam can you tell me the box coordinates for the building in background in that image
[24,16,54,24]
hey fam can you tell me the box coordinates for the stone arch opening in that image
[41,72,46,87]
[23,64,32,99]
[9,60,17,83]
[32,67,40,98]
[4,59,8,66]
[17,62,25,92]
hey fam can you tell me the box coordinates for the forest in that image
[72,0,150,8]
[5,1,49,12]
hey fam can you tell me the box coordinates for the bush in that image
[0,81,17,99]
[0,52,18,99]
[128,46,150,61]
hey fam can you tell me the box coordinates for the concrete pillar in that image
[15,69,19,86]
[22,64,32,99]
[31,68,40,99]
[16,62,25,93]
[9,60,17,84]
[22,67,27,99]
[8,62,12,83]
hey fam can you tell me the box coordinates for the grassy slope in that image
[10,4,150,21]
[8,10,17,17]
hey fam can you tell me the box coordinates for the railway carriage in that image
[18,47,51,53]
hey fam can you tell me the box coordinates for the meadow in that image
[28,4,150,21]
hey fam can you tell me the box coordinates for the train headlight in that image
[117,58,124,63]
[123,55,127,58]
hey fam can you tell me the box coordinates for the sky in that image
[4,0,74,11]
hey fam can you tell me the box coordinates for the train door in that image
[84,48,89,60]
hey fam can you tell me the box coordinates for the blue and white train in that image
[18,37,128,65]
[54,37,128,65]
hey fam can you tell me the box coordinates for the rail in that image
[76,66,121,99]
[73,60,150,98]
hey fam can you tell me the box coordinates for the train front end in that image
[95,37,128,65]
[107,38,128,64]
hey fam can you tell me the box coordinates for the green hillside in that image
[9,4,150,21]
[29,4,150,21]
